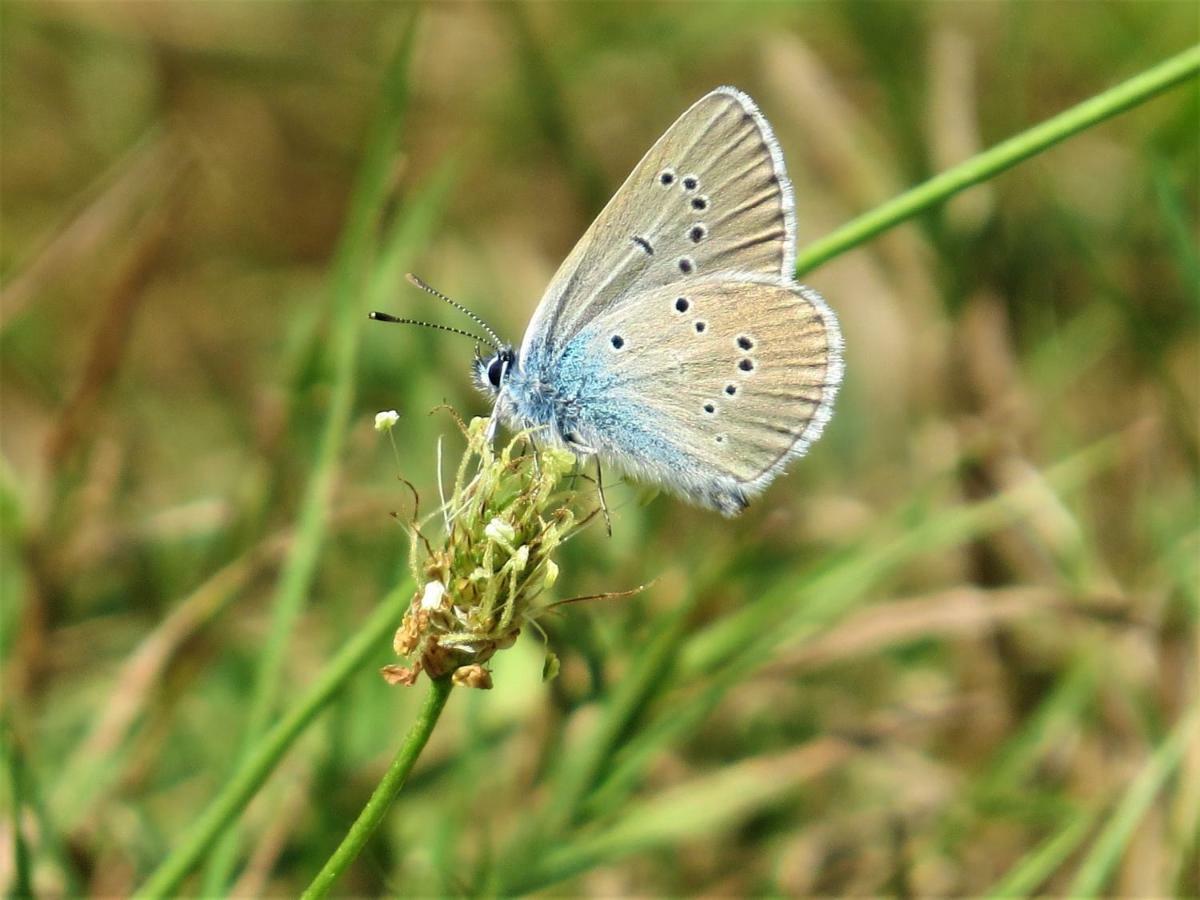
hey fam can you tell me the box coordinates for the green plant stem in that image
[302,677,454,900]
[132,581,413,900]
[794,44,1200,276]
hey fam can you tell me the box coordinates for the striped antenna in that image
[367,312,497,350]
[404,273,505,350]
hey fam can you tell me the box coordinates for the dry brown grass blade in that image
[6,140,195,698]
[763,586,1060,675]
[42,180,186,471]
[52,538,285,826]
[54,499,385,828]
[928,28,993,232]
[0,131,178,328]
[762,33,899,216]
[954,288,1130,595]
[762,32,939,306]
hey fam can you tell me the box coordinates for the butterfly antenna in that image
[367,312,497,350]
[405,273,505,350]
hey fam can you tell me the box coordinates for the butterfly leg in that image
[484,405,501,445]
[526,430,543,477]
[594,456,612,537]
[565,456,583,492]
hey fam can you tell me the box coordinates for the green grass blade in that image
[495,593,699,892]
[977,653,1101,795]
[683,432,1123,678]
[197,16,421,894]
[570,435,1123,860]
[795,44,1200,275]
[506,1,608,214]
[3,717,85,898]
[131,579,414,899]
[513,738,852,894]
[1151,157,1200,312]
[543,598,694,834]
[986,805,1101,898]
[4,718,35,899]
[1067,706,1200,897]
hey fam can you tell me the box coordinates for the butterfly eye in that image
[487,357,505,387]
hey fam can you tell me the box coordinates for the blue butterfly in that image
[377,87,843,516]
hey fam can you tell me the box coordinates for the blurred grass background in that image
[2,2,1198,897]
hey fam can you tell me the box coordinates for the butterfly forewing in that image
[521,87,795,365]
[559,276,841,514]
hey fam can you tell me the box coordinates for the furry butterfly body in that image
[475,86,843,516]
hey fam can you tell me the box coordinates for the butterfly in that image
[377,87,843,516]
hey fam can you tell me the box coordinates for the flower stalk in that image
[300,675,454,900]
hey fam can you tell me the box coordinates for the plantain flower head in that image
[382,417,586,689]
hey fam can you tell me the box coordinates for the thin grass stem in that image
[794,44,1200,275]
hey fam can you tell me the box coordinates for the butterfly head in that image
[474,345,517,398]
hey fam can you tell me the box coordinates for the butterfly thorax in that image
[477,340,602,453]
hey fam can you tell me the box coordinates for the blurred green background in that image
[2,2,1198,897]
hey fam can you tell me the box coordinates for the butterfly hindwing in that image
[550,276,842,515]
[520,87,795,366]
